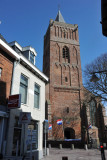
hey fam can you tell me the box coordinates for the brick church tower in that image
[43,10,83,140]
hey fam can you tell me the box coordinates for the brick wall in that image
[0,49,13,106]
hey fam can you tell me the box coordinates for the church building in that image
[43,10,82,140]
[43,10,107,146]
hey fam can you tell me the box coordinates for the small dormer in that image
[22,46,37,65]
[9,41,37,65]
[9,41,22,54]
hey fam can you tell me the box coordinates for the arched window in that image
[62,46,70,63]
[89,100,96,126]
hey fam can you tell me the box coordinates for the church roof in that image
[55,10,65,23]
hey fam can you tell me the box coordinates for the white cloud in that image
[0,21,2,24]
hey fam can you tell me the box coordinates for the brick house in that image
[0,35,20,156]
[43,11,107,147]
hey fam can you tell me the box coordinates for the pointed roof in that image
[55,10,65,23]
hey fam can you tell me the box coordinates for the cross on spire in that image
[58,4,60,11]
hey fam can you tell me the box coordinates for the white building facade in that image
[6,42,48,159]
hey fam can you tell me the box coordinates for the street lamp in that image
[90,70,107,82]
[90,70,107,160]
[90,74,100,82]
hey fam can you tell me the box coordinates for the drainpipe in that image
[6,60,20,155]
[10,60,20,95]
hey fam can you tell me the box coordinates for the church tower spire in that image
[55,10,65,23]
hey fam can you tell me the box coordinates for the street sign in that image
[8,94,21,109]
[19,112,31,124]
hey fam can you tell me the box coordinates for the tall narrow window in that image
[34,84,40,109]
[65,77,68,82]
[67,107,69,113]
[0,68,2,78]
[90,100,96,126]
[30,52,35,64]
[64,32,66,38]
[63,46,70,63]
[20,74,28,104]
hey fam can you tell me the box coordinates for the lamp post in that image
[90,69,107,102]
[90,70,107,160]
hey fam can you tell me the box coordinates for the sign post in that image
[19,112,31,158]
[44,120,48,156]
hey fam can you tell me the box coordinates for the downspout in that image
[6,59,20,155]
[10,60,20,95]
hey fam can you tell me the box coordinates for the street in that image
[41,148,107,160]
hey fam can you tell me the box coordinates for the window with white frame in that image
[30,52,35,64]
[0,68,2,78]
[34,84,40,109]
[20,74,28,104]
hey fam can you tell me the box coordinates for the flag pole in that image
[62,119,64,139]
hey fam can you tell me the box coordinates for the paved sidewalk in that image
[41,148,107,160]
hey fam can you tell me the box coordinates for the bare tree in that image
[83,53,107,102]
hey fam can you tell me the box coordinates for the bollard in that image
[59,144,62,149]
[62,157,68,160]
[49,143,51,149]
[71,144,74,150]
[46,148,49,156]
[84,144,88,150]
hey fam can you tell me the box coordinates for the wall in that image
[0,49,13,106]
[0,48,13,155]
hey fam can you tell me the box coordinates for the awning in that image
[0,111,8,118]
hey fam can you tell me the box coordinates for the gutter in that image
[0,39,20,60]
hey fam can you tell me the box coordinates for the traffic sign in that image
[19,112,31,124]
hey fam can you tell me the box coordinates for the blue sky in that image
[0,0,107,82]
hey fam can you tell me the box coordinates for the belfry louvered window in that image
[63,46,70,63]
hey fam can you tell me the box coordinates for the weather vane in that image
[58,4,60,11]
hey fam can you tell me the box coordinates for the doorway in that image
[64,128,75,139]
